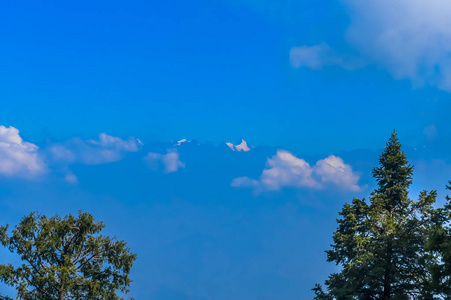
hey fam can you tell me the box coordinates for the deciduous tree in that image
[0,211,136,300]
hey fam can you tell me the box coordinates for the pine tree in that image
[427,183,451,297]
[314,132,438,299]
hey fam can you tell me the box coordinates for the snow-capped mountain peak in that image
[226,139,251,152]
[174,139,190,146]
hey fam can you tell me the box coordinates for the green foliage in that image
[315,132,441,299]
[0,211,136,300]
[426,182,451,297]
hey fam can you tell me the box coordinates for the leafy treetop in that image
[0,211,136,300]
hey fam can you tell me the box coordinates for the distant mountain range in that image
[173,138,254,152]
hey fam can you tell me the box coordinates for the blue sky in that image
[1,0,451,298]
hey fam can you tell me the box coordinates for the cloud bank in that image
[50,133,140,165]
[291,0,451,90]
[0,126,46,178]
[144,149,185,173]
[232,150,362,193]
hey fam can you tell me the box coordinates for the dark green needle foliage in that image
[427,182,451,297]
[314,132,439,299]
[0,211,136,300]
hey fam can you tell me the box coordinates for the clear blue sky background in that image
[1,0,451,298]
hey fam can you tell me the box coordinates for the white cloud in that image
[290,44,361,70]
[232,150,363,193]
[144,149,185,173]
[259,150,319,190]
[231,176,259,188]
[0,126,46,178]
[50,133,140,165]
[291,0,451,90]
[345,0,451,89]
[64,172,78,184]
[314,155,361,192]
